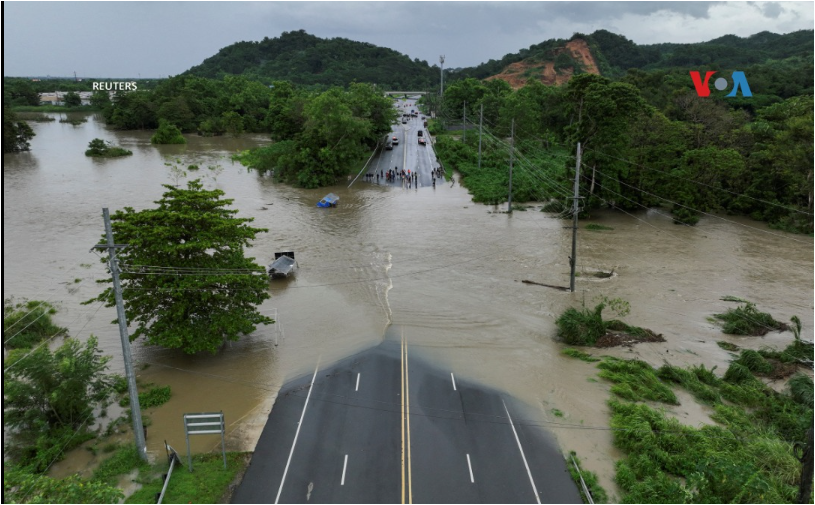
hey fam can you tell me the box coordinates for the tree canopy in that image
[87,180,273,354]
[4,336,114,472]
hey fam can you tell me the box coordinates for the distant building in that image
[38,91,94,106]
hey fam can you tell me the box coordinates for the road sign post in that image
[183,412,226,472]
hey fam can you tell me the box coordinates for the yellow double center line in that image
[401,329,413,504]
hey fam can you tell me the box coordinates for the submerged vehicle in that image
[317,193,339,208]
[268,252,298,279]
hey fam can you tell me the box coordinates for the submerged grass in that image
[591,351,813,503]
[562,348,601,362]
[713,302,788,335]
[716,340,740,351]
[598,358,678,404]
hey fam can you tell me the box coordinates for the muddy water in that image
[4,113,812,495]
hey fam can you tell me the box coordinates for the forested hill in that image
[452,29,813,81]
[184,29,438,89]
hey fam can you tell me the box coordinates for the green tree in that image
[63,91,82,107]
[3,336,113,471]
[89,90,111,110]
[85,138,109,156]
[87,180,273,354]
[150,118,186,144]
[3,104,35,153]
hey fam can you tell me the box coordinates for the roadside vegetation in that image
[84,138,132,157]
[4,335,114,472]
[559,300,813,503]
[232,82,396,187]
[566,451,609,503]
[125,452,250,503]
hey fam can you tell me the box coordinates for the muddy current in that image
[4,113,813,496]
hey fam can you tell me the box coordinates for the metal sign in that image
[183,411,226,471]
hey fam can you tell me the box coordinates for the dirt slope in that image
[486,38,600,88]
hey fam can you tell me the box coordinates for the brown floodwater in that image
[4,112,812,496]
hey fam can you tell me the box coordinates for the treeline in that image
[451,29,813,82]
[185,29,439,90]
[234,81,397,187]
[3,77,161,107]
[433,71,813,233]
[96,74,276,135]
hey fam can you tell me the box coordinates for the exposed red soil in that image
[485,38,600,89]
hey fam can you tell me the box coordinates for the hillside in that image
[184,29,438,90]
[484,38,600,88]
[454,29,813,88]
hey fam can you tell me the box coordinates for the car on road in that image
[385,141,393,150]
[418,137,426,146]
[417,130,423,137]
[392,136,399,145]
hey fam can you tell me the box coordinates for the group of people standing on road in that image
[365,164,446,189]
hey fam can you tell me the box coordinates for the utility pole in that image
[463,101,466,142]
[439,55,445,98]
[477,103,483,171]
[93,208,147,460]
[569,143,582,292]
[798,424,813,504]
[508,118,515,213]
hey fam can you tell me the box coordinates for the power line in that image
[587,147,814,217]
[592,167,811,244]
[4,301,107,373]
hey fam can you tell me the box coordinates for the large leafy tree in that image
[3,103,36,153]
[3,336,113,472]
[88,180,273,354]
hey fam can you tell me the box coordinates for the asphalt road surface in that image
[363,97,442,190]
[232,333,582,504]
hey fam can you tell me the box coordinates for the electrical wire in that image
[591,166,811,244]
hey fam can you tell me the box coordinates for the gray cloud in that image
[3,2,812,77]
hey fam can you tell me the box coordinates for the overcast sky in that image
[4,1,813,78]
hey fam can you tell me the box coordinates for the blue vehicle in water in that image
[317,193,339,208]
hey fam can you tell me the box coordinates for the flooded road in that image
[4,112,812,494]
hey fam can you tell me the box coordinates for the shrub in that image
[556,304,607,345]
[85,138,132,157]
[3,298,66,349]
[150,119,186,144]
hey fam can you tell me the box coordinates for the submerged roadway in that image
[231,334,582,504]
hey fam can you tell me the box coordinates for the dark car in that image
[385,141,393,150]
[417,130,423,137]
